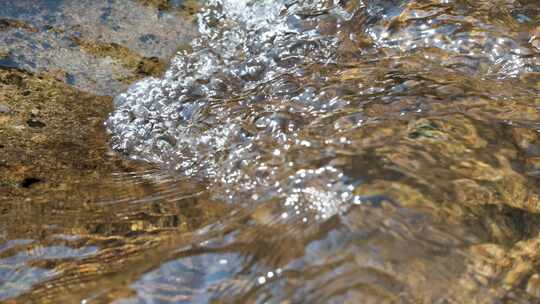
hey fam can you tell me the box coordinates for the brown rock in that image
[527,274,540,298]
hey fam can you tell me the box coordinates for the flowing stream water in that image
[1,0,540,303]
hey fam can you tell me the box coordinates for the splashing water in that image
[103,0,540,302]
[107,0,365,220]
[106,0,538,220]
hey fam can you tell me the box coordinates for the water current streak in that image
[106,0,539,223]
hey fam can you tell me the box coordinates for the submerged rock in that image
[0,68,115,197]
[0,103,9,113]
[103,0,540,302]
[0,0,539,302]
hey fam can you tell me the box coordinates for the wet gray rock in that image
[0,0,199,95]
[0,104,9,113]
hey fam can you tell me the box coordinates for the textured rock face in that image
[0,68,113,198]
[0,0,199,95]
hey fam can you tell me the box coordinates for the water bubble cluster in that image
[106,0,539,220]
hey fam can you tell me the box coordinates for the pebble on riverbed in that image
[527,274,540,298]
[0,104,9,114]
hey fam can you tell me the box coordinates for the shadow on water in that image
[0,0,540,303]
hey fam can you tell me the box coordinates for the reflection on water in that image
[2,0,540,303]
[0,240,98,301]
[122,252,244,303]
